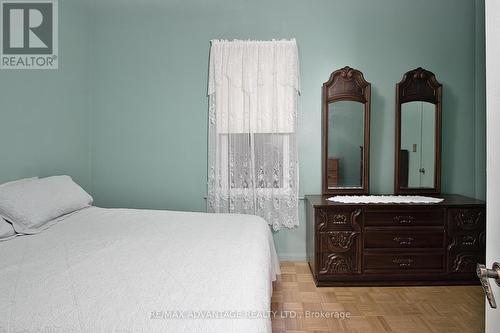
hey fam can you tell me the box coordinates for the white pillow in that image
[0,175,93,234]
[0,177,38,188]
[0,217,17,241]
[0,177,37,240]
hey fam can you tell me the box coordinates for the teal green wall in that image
[88,0,486,259]
[0,0,486,260]
[0,0,91,189]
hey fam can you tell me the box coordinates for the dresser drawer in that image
[364,230,444,249]
[320,231,360,252]
[364,253,444,271]
[315,208,362,231]
[364,209,444,227]
[318,251,360,275]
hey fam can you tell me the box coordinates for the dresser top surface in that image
[305,194,485,207]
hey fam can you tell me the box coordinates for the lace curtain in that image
[207,39,300,231]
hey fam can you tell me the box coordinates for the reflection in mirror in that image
[395,67,441,195]
[400,101,436,188]
[327,101,364,189]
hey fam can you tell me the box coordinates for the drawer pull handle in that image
[394,215,416,224]
[393,236,414,246]
[392,258,414,268]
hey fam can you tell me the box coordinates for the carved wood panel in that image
[319,253,357,275]
[317,208,362,275]
[317,208,362,232]
[447,208,486,273]
[323,66,370,103]
[397,67,441,104]
[320,231,359,252]
[451,253,482,273]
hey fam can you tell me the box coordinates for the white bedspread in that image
[0,207,280,333]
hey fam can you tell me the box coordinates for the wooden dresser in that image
[306,194,486,286]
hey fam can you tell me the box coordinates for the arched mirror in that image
[395,67,442,195]
[322,66,371,195]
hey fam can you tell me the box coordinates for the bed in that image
[0,204,280,332]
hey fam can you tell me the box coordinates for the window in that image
[218,133,290,191]
[207,39,300,230]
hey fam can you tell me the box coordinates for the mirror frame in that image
[394,67,442,195]
[322,66,371,195]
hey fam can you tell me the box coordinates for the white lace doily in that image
[327,195,444,204]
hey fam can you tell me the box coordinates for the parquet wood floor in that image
[271,262,484,333]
